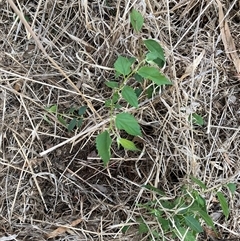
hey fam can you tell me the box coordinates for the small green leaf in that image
[144,39,165,62]
[78,106,87,115]
[114,56,132,76]
[46,105,57,113]
[130,9,144,32]
[112,92,120,103]
[115,113,142,136]
[57,115,67,126]
[184,216,203,233]
[217,192,229,219]
[189,113,204,126]
[198,210,215,230]
[191,176,207,190]
[138,66,172,86]
[76,118,83,128]
[117,138,139,151]
[68,118,77,131]
[96,130,112,166]
[121,225,130,234]
[134,73,144,83]
[138,221,148,234]
[143,184,165,195]
[121,86,138,107]
[69,106,77,114]
[146,52,165,68]
[226,183,236,195]
[105,81,119,89]
[105,99,111,107]
[146,85,154,98]
[135,87,143,97]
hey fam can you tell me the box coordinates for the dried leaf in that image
[216,0,240,74]
[46,218,82,238]
[179,50,205,81]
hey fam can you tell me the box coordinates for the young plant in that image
[45,105,87,132]
[123,177,236,241]
[96,9,172,166]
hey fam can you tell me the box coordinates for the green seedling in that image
[96,9,172,166]
[122,177,236,241]
[45,105,87,132]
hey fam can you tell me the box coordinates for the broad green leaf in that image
[217,192,229,219]
[117,138,139,151]
[130,9,144,32]
[57,115,67,126]
[226,183,236,195]
[121,225,130,234]
[184,216,203,233]
[105,81,119,89]
[114,56,132,76]
[144,39,165,62]
[128,57,136,65]
[121,86,138,107]
[191,176,207,190]
[115,113,141,136]
[68,118,77,131]
[198,210,215,230]
[96,130,112,166]
[189,113,204,126]
[78,106,87,115]
[46,105,57,113]
[138,66,172,86]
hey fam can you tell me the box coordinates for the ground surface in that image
[0,0,240,240]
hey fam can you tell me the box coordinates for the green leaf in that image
[198,210,215,230]
[134,73,144,83]
[138,66,172,86]
[112,92,120,103]
[105,99,111,107]
[121,86,138,107]
[114,56,132,76]
[146,52,165,68]
[217,192,229,219]
[189,113,204,126]
[76,118,83,128]
[69,106,77,114]
[117,138,140,151]
[138,221,148,234]
[96,130,112,166]
[191,176,207,190]
[144,39,165,62]
[135,87,143,97]
[184,216,203,233]
[57,115,67,126]
[78,106,87,115]
[68,118,77,131]
[46,105,57,113]
[174,227,196,241]
[130,9,144,32]
[115,113,141,136]
[226,183,236,195]
[105,81,119,89]
[143,184,165,195]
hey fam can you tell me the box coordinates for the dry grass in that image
[0,0,239,240]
